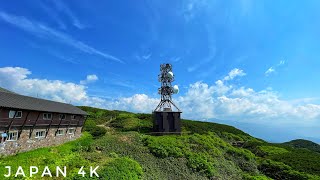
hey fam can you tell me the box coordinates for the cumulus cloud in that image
[103,68,320,126]
[0,67,103,106]
[1,67,319,127]
[223,68,246,81]
[106,94,159,113]
[80,74,98,84]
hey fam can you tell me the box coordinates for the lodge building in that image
[0,87,87,155]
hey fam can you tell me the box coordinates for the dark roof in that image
[0,88,87,115]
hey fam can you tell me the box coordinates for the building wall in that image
[0,126,82,155]
[0,108,85,127]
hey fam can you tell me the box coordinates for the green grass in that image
[258,145,289,156]
[143,132,258,178]
[0,132,95,179]
[1,106,319,180]
[181,119,251,136]
[100,157,143,180]
[93,132,208,179]
[80,106,320,179]
[282,139,320,153]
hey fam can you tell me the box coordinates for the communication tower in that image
[153,63,181,134]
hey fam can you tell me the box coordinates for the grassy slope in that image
[282,139,320,153]
[0,106,319,180]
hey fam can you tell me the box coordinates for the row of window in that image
[8,110,78,120]
[1,129,75,142]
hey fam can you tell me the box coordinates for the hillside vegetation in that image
[0,106,319,179]
[282,139,320,153]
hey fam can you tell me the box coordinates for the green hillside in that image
[282,139,320,153]
[0,106,319,179]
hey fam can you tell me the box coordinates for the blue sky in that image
[0,0,320,143]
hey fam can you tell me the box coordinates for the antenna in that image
[153,63,182,134]
[154,63,181,112]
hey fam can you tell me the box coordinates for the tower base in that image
[153,111,181,135]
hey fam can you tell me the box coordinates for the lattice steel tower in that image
[154,63,180,111]
[153,63,181,134]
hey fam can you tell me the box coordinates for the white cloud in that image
[101,68,320,126]
[279,60,285,65]
[142,53,152,60]
[0,11,123,63]
[135,53,152,62]
[106,94,159,113]
[0,67,103,106]
[265,67,275,75]
[80,74,98,85]
[1,67,319,128]
[37,0,66,29]
[265,60,285,76]
[52,0,85,29]
[223,68,246,81]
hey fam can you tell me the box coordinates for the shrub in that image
[83,119,97,131]
[109,113,153,133]
[144,135,185,158]
[89,126,107,138]
[72,134,94,152]
[243,173,272,180]
[143,133,257,178]
[181,119,250,136]
[186,152,216,177]
[258,146,289,156]
[100,157,143,180]
[258,159,311,180]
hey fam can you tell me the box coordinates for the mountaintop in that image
[282,139,320,153]
[0,106,319,179]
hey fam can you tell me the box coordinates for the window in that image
[71,115,76,120]
[59,114,66,120]
[7,131,18,141]
[43,113,52,120]
[56,129,64,136]
[35,131,46,138]
[68,128,75,135]
[9,110,22,118]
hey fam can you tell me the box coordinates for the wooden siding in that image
[0,108,85,128]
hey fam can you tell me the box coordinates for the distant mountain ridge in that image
[282,139,320,153]
[208,118,320,144]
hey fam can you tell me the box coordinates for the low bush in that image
[83,119,107,138]
[143,132,256,178]
[89,126,107,138]
[100,157,143,180]
[258,145,288,156]
[258,159,316,180]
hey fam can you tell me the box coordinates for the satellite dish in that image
[167,71,174,78]
[173,85,179,94]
